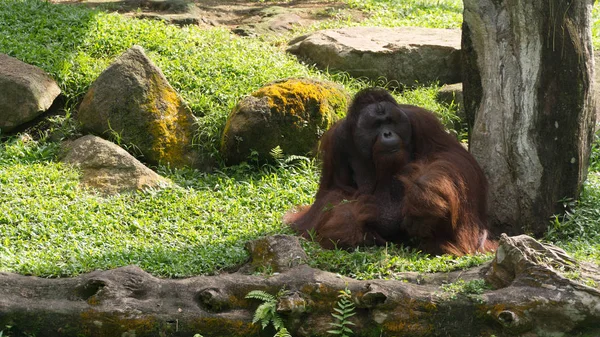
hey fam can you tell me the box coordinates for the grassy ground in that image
[0,0,599,278]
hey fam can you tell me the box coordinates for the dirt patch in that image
[50,0,364,35]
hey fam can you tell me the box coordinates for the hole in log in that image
[361,284,388,308]
[76,279,107,300]
[498,310,518,326]
[196,288,230,312]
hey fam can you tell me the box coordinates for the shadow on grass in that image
[0,0,103,97]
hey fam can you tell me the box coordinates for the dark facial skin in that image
[347,100,412,192]
[347,100,412,241]
[353,101,411,158]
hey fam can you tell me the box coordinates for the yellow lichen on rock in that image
[141,73,195,167]
[221,78,349,165]
[253,78,343,129]
[77,45,203,169]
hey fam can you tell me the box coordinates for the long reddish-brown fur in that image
[284,88,496,256]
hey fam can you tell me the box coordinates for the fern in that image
[327,288,356,337]
[284,154,311,165]
[270,146,284,160]
[246,289,289,334]
[269,146,311,169]
[246,290,276,303]
[274,328,292,337]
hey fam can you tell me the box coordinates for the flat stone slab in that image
[288,26,462,87]
[61,135,171,194]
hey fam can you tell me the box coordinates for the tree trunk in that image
[462,0,596,236]
[1,235,600,337]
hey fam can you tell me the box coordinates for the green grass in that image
[1,137,491,278]
[545,172,600,264]
[0,0,599,278]
[0,0,321,158]
[0,0,461,157]
[344,0,463,28]
[302,242,493,280]
[594,5,600,49]
[0,137,318,277]
[263,0,463,46]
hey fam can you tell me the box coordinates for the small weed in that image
[587,128,600,172]
[274,328,292,337]
[584,278,598,288]
[106,120,144,158]
[546,173,600,266]
[328,287,356,337]
[440,279,491,300]
[246,289,289,335]
[561,270,599,288]
[0,135,61,164]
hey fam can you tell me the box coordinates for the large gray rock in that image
[233,6,311,36]
[288,27,462,87]
[78,45,204,169]
[436,82,465,122]
[0,54,61,133]
[61,135,171,195]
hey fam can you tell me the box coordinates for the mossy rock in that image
[78,45,206,169]
[220,78,349,165]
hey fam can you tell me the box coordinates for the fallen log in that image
[1,234,599,337]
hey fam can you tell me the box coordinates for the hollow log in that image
[0,235,599,337]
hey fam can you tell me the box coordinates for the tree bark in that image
[462,0,596,236]
[1,235,599,337]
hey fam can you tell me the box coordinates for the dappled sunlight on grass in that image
[0,157,317,277]
[1,0,599,279]
[546,172,600,266]
[302,240,493,280]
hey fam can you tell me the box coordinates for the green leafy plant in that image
[270,146,312,170]
[246,289,288,334]
[273,328,292,337]
[588,129,600,172]
[439,279,491,300]
[270,146,285,161]
[328,288,356,337]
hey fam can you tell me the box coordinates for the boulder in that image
[78,45,204,169]
[0,54,61,133]
[61,135,171,195]
[133,5,207,27]
[288,27,462,87]
[233,6,310,36]
[436,82,465,121]
[221,78,348,165]
[242,235,308,274]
